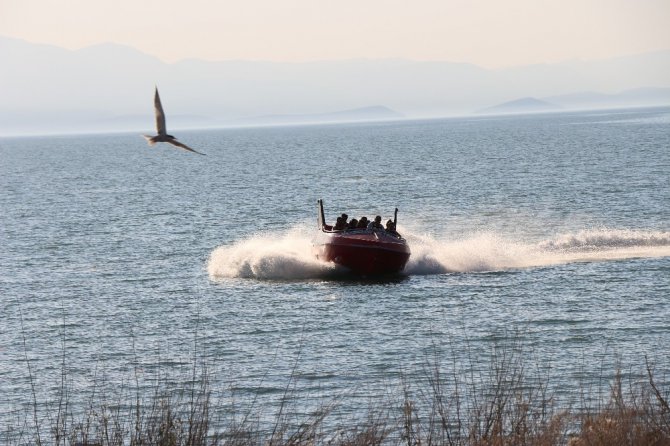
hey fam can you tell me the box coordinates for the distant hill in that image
[477,97,561,115]
[476,87,670,116]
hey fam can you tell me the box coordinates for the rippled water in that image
[1,107,669,425]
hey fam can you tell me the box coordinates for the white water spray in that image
[207,226,670,280]
[207,226,338,280]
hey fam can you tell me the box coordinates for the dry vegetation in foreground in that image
[3,339,670,446]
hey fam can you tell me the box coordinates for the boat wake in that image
[207,226,670,280]
[405,229,670,275]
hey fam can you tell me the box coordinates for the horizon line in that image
[2,104,669,139]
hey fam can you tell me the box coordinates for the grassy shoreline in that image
[4,337,669,446]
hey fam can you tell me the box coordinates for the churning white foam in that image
[207,226,670,280]
[207,226,339,280]
[404,229,670,275]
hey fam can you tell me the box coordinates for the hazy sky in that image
[1,0,669,68]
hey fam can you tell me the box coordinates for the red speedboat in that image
[313,199,411,275]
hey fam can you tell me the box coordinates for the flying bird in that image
[143,87,205,155]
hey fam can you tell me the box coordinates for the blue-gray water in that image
[1,107,669,428]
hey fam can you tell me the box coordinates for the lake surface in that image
[1,107,669,429]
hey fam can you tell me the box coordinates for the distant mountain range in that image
[1,35,670,135]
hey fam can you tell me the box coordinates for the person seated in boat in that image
[333,216,346,231]
[348,218,359,229]
[357,216,369,228]
[367,215,384,230]
[386,219,397,233]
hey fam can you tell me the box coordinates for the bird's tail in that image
[143,135,157,146]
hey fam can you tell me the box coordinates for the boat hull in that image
[314,229,411,275]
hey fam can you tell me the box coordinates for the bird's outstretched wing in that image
[154,87,167,135]
[167,139,206,155]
